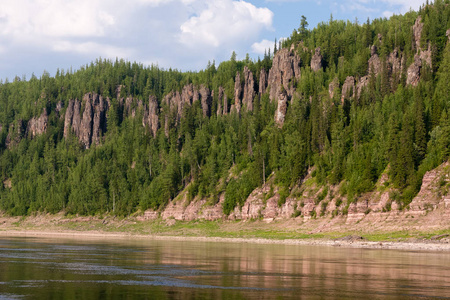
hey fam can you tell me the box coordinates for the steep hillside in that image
[0,1,449,228]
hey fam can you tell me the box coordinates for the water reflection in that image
[0,236,449,299]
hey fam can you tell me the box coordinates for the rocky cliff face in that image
[259,69,268,96]
[267,48,302,127]
[311,47,323,72]
[26,108,48,138]
[267,48,301,101]
[142,95,159,138]
[64,93,109,149]
[368,45,382,76]
[406,16,433,86]
[142,161,450,226]
[242,66,255,111]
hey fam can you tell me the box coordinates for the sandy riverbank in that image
[1,228,450,252]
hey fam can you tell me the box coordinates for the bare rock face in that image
[341,76,355,102]
[447,29,450,42]
[368,45,382,76]
[242,66,255,111]
[233,71,242,114]
[328,77,339,99]
[5,120,25,149]
[64,93,109,149]
[407,54,422,86]
[387,48,402,75]
[267,48,301,101]
[311,47,323,72]
[274,89,288,127]
[144,95,159,138]
[91,95,109,146]
[199,85,212,117]
[27,108,48,138]
[356,76,369,99]
[259,68,268,95]
[412,16,424,51]
[419,43,432,69]
[409,162,449,214]
[217,87,228,115]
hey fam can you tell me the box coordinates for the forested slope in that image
[0,1,449,221]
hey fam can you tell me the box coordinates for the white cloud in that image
[0,0,276,79]
[52,41,133,59]
[379,0,426,13]
[251,39,274,54]
[179,0,273,48]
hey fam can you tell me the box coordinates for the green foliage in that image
[0,1,449,217]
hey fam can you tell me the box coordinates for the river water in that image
[0,236,449,299]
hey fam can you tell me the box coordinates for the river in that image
[0,236,449,299]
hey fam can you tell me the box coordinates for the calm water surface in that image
[0,236,449,299]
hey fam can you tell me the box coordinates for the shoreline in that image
[1,229,450,252]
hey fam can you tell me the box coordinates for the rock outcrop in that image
[328,78,339,99]
[341,76,355,101]
[199,85,212,117]
[274,89,288,127]
[217,87,228,115]
[407,54,422,86]
[259,69,268,96]
[142,95,159,138]
[356,76,370,99]
[447,29,450,42]
[387,48,403,76]
[242,66,255,111]
[406,16,433,86]
[368,45,382,76]
[311,47,323,72]
[412,16,424,51]
[233,71,242,114]
[64,93,109,149]
[26,108,48,138]
[267,48,301,101]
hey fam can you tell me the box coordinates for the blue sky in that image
[0,0,427,81]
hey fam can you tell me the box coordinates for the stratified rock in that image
[368,45,382,76]
[242,66,255,111]
[27,108,48,138]
[267,48,301,101]
[412,16,424,51]
[311,47,323,72]
[259,68,268,95]
[328,78,339,99]
[274,89,288,127]
[407,54,422,86]
[341,76,355,101]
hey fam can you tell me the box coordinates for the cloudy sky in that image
[0,0,427,81]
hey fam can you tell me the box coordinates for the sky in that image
[0,0,428,81]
